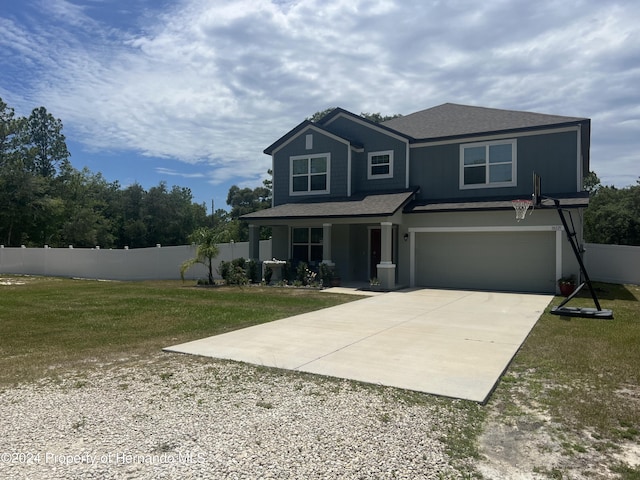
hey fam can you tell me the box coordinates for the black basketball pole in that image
[548,197,613,319]
[552,198,600,308]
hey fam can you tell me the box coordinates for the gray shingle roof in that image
[241,189,417,221]
[404,192,589,214]
[382,103,588,140]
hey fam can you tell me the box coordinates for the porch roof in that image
[404,192,590,213]
[241,189,417,221]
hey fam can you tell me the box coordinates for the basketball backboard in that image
[533,172,542,207]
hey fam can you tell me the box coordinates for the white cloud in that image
[155,167,205,179]
[1,0,639,189]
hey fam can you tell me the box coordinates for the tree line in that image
[0,97,270,248]
[2,98,637,248]
[583,172,640,246]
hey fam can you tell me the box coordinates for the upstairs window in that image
[460,139,516,189]
[368,150,394,179]
[290,154,330,195]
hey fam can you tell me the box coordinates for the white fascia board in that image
[409,126,580,149]
[271,125,351,156]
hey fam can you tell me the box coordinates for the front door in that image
[370,228,381,279]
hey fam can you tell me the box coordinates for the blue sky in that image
[1,0,639,211]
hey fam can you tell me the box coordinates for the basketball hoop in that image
[512,199,532,221]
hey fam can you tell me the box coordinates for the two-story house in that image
[242,103,590,293]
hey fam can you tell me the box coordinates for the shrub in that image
[246,260,260,283]
[264,266,273,284]
[318,263,334,285]
[227,265,249,286]
[296,261,308,283]
[232,257,246,270]
[282,261,293,283]
[217,261,231,282]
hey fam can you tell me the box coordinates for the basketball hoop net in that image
[512,199,532,222]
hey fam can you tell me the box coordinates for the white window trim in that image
[459,139,517,189]
[367,150,394,180]
[289,153,331,196]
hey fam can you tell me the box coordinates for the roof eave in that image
[404,192,590,214]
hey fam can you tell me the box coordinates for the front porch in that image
[248,222,401,290]
[241,189,418,291]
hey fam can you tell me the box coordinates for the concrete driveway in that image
[164,288,552,403]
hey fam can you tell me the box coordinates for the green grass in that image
[0,276,361,386]
[3,276,638,477]
[493,282,640,467]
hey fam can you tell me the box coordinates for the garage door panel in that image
[416,231,555,293]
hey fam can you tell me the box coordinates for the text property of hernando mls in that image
[1,451,207,466]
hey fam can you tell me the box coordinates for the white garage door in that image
[415,231,556,293]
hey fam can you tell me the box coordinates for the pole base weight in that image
[550,306,613,319]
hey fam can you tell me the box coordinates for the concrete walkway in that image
[164,288,552,403]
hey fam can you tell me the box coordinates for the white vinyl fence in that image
[0,240,273,281]
[584,243,640,286]
[2,241,637,286]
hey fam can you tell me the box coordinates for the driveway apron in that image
[164,288,552,403]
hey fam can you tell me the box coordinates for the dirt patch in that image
[476,389,639,479]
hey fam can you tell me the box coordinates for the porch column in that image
[409,230,416,287]
[248,224,260,261]
[322,223,334,265]
[377,221,396,290]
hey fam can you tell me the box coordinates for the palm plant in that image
[180,227,225,285]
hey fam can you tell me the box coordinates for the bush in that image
[227,265,249,286]
[246,260,260,283]
[296,261,308,283]
[318,263,334,285]
[264,266,273,284]
[217,261,231,282]
[219,258,251,285]
[282,261,293,283]
[232,257,246,270]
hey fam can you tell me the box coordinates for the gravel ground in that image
[0,353,472,479]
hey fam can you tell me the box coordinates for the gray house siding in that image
[272,127,350,206]
[517,131,579,194]
[324,116,408,194]
[250,105,589,293]
[410,143,459,200]
[410,129,580,201]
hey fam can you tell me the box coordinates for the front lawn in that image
[2,276,638,477]
[0,276,361,387]
[487,282,640,478]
